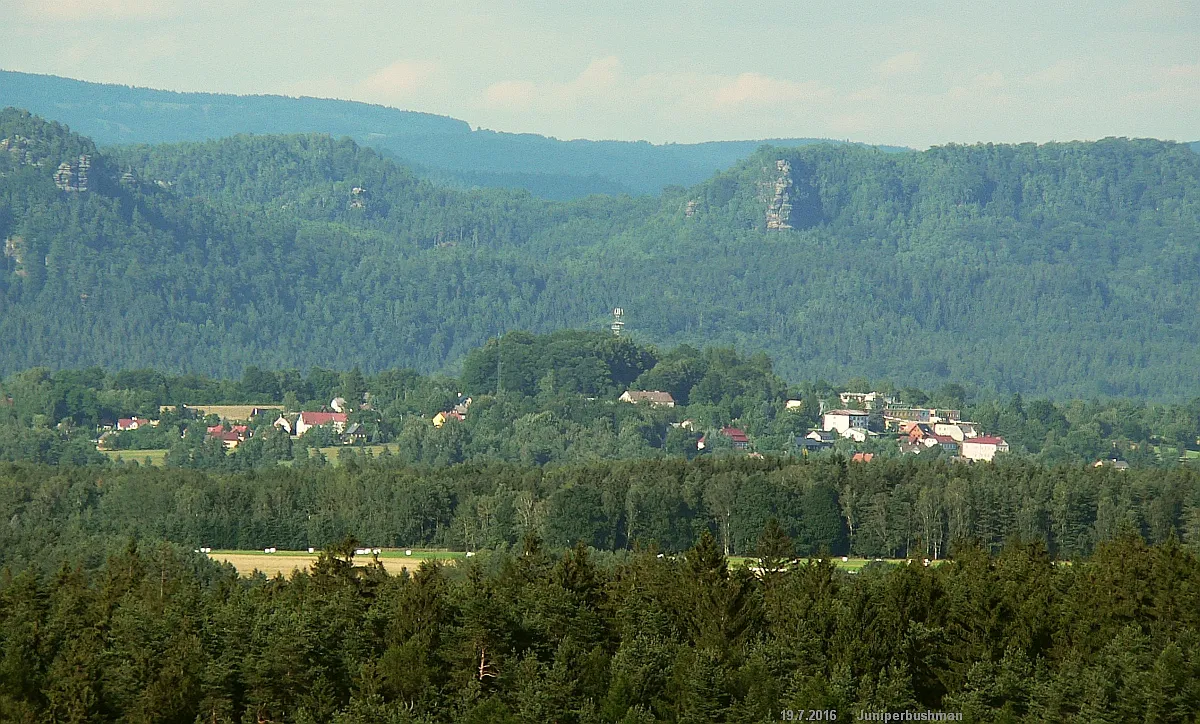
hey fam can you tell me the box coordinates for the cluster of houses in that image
[794,392,1009,462]
[614,387,1010,462]
[273,409,366,444]
[619,390,749,451]
[96,401,365,451]
[432,396,472,428]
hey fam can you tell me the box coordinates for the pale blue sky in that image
[2,0,1197,146]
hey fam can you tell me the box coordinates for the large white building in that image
[961,436,1009,462]
[823,409,869,434]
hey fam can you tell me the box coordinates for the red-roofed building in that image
[207,424,249,437]
[851,452,875,463]
[295,411,348,436]
[906,423,936,443]
[432,410,465,428]
[117,417,149,431]
[961,436,1009,462]
[721,427,750,450]
[207,424,250,448]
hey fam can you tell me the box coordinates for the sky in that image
[1,0,1197,147]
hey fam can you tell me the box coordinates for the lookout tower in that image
[611,308,625,337]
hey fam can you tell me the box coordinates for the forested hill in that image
[0,69,906,198]
[2,107,1200,398]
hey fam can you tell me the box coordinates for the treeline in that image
[0,533,1197,721]
[1,456,1197,571]
[4,109,1200,396]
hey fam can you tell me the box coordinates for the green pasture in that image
[101,448,169,466]
[313,444,400,462]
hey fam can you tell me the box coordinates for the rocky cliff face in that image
[53,155,91,192]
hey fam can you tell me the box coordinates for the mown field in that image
[101,444,401,468]
[208,549,464,577]
[209,549,923,578]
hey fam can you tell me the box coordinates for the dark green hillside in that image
[2,108,1199,397]
[0,70,907,198]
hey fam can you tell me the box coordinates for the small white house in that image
[934,422,979,441]
[841,427,870,443]
[823,409,869,434]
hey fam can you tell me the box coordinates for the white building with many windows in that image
[823,409,869,434]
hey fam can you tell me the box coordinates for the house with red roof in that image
[697,427,752,452]
[295,411,348,436]
[721,427,751,450]
[207,424,250,448]
[905,423,936,443]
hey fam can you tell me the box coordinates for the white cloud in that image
[357,60,439,103]
[1118,0,1190,21]
[483,80,537,109]
[877,51,923,77]
[1025,59,1081,87]
[1162,63,1200,80]
[17,0,172,21]
[480,58,836,139]
[483,56,622,111]
[1123,63,1200,108]
[711,73,830,109]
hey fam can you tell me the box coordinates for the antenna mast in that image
[611,308,625,337]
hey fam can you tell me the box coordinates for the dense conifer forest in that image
[1,454,1199,568]
[0,518,1197,722]
[2,103,1200,721]
[2,108,1199,397]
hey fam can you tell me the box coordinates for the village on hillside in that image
[798,392,1010,462]
[61,378,1144,468]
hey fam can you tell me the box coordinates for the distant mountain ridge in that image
[0,69,909,199]
[2,108,1199,398]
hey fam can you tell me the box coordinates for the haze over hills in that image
[0,70,911,200]
[2,108,1199,398]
